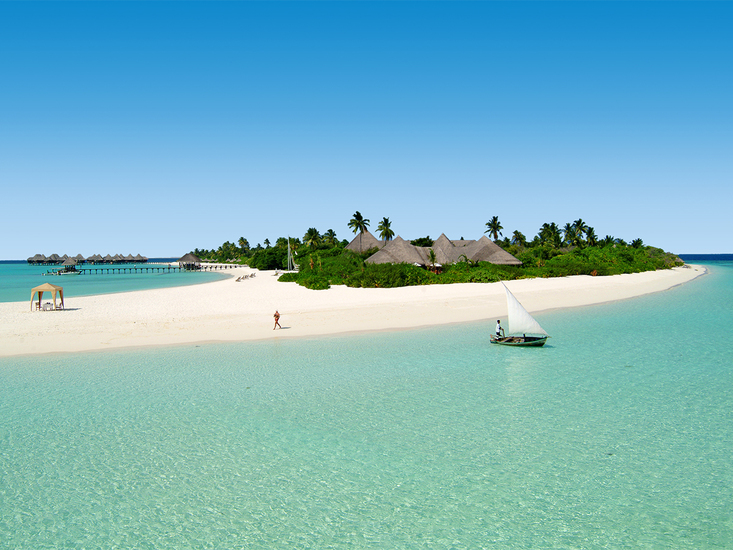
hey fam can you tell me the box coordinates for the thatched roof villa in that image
[27,253,148,265]
[346,231,521,267]
[178,253,202,270]
[344,230,386,253]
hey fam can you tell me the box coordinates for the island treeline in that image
[192,215,683,290]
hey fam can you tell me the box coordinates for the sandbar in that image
[0,264,706,357]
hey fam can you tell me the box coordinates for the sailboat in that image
[287,237,296,272]
[490,282,550,347]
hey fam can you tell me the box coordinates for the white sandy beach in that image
[0,264,706,357]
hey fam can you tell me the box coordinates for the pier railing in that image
[49,264,239,275]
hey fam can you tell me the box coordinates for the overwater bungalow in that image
[27,254,48,265]
[28,252,149,266]
[178,253,202,271]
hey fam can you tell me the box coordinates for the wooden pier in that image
[75,264,238,275]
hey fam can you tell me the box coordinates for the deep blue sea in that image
[0,260,228,303]
[0,257,731,549]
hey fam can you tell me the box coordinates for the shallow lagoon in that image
[0,260,228,303]
[1,261,731,548]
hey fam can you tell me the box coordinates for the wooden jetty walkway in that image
[74,264,238,275]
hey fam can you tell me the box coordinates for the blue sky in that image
[1,1,731,258]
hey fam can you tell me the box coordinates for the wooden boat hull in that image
[46,270,80,276]
[490,334,548,347]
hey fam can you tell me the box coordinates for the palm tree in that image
[263,238,271,248]
[348,211,370,234]
[562,223,576,247]
[323,229,337,245]
[539,222,562,248]
[572,218,589,238]
[631,238,644,249]
[565,222,586,248]
[219,241,238,262]
[348,211,370,251]
[485,216,503,241]
[377,217,395,242]
[238,237,250,254]
[427,248,437,273]
[511,230,527,247]
[303,227,322,248]
[458,253,478,267]
[601,235,615,247]
[585,227,598,247]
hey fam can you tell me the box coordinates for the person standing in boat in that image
[496,320,504,338]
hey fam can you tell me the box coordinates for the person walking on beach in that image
[496,320,504,338]
[273,310,281,330]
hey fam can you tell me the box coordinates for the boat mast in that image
[287,237,294,271]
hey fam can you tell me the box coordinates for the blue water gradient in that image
[0,262,730,548]
[0,260,229,303]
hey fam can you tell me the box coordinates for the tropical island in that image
[192,213,683,290]
[4,213,701,358]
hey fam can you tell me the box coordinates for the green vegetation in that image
[192,215,683,290]
[194,236,298,270]
[282,242,681,290]
[410,236,434,247]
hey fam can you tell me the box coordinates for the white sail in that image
[287,237,295,271]
[502,283,548,336]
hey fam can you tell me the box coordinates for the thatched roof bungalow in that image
[27,254,47,264]
[365,233,521,267]
[179,253,202,270]
[345,230,386,254]
[363,236,427,265]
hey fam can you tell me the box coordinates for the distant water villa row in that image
[30,253,236,276]
[27,253,149,265]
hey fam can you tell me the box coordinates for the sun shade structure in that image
[178,253,202,270]
[30,283,64,311]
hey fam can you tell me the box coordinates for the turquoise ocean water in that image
[0,260,228,303]
[1,258,731,549]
